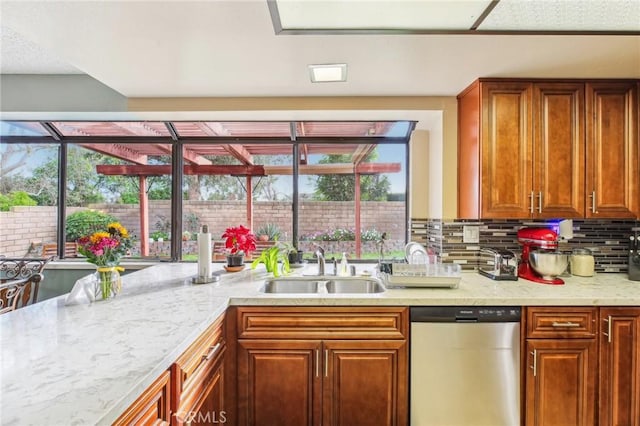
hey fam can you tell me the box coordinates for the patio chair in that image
[0,257,52,314]
[41,242,79,258]
[0,274,44,315]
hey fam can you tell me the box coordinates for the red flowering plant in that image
[77,222,133,267]
[221,225,256,256]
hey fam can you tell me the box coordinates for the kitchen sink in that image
[325,278,385,294]
[260,279,320,294]
[259,276,385,294]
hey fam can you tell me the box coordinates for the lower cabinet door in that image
[525,339,597,426]
[599,308,640,426]
[237,340,322,426]
[322,340,408,426]
[115,370,171,426]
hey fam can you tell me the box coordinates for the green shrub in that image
[0,191,37,211]
[65,210,118,242]
[300,227,383,242]
[256,223,281,240]
[151,231,169,241]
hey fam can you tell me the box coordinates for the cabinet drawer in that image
[236,307,408,339]
[173,315,225,397]
[526,307,597,338]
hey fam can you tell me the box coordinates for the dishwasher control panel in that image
[410,306,521,322]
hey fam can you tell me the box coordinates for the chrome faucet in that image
[314,246,325,276]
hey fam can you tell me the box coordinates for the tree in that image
[310,150,391,201]
[24,147,105,206]
[98,156,171,203]
[194,154,289,201]
[0,144,56,195]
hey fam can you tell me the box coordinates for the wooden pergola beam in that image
[96,164,266,176]
[150,144,212,166]
[193,123,254,165]
[224,144,254,165]
[95,163,399,176]
[300,144,309,165]
[351,144,376,165]
[79,143,148,165]
[265,163,401,175]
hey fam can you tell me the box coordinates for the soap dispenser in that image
[339,252,349,276]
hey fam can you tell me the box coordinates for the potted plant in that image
[251,242,291,277]
[255,223,281,242]
[221,225,256,270]
[280,241,303,264]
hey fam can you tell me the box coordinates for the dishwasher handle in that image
[455,317,479,323]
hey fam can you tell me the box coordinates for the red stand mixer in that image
[517,227,566,285]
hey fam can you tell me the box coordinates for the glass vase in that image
[93,266,122,301]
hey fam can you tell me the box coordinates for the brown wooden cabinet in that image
[525,307,598,426]
[599,307,640,426]
[237,339,322,426]
[525,339,597,426]
[585,82,639,218]
[172,315,226,426]
[458,78,639,219]
[533,82,585,218]
[525,306,640,426]
[458,80,532,218]
[322,340,406,426]
[114,370,172,426]
[233,307,408,426]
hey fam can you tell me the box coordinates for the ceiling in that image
[272,0,640,33]
[0,0,639,98]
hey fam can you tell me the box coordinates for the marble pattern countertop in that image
[1,262,639,425]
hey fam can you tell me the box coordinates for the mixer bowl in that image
[529,251,569,280]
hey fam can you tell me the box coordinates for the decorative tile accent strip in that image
[411,218,639,273]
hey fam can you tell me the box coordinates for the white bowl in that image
[529,251,569,280]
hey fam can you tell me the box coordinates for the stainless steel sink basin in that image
[259,276,385,294]
[326,278,385,294]
[260,279,320,293]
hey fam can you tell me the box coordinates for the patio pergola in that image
[1,120,413,258]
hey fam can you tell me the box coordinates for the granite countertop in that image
[1,262,639,425]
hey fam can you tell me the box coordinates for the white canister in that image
[570,248,595,277]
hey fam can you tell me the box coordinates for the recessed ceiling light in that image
[308,63,347,83]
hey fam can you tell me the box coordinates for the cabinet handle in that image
[603,315,612,343]
[552,321,581,328]
[537,191,542,213]
[530,350,537,377]
[529,191,535,214]
[589,191,597,213]
[324,350,329,377]
[202,342,221,361]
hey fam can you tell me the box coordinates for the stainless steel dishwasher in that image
[410,306,521,426]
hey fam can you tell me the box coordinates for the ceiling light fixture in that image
[308,63,347,83]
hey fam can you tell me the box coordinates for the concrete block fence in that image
[0,201,405,258]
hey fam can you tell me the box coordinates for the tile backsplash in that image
[411,218,639,273]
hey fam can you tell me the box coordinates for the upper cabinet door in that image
[585,82,638,218]
[481,82,533,218]
[533,83,585,218]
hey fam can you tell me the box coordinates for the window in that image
[0,120,412,261]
